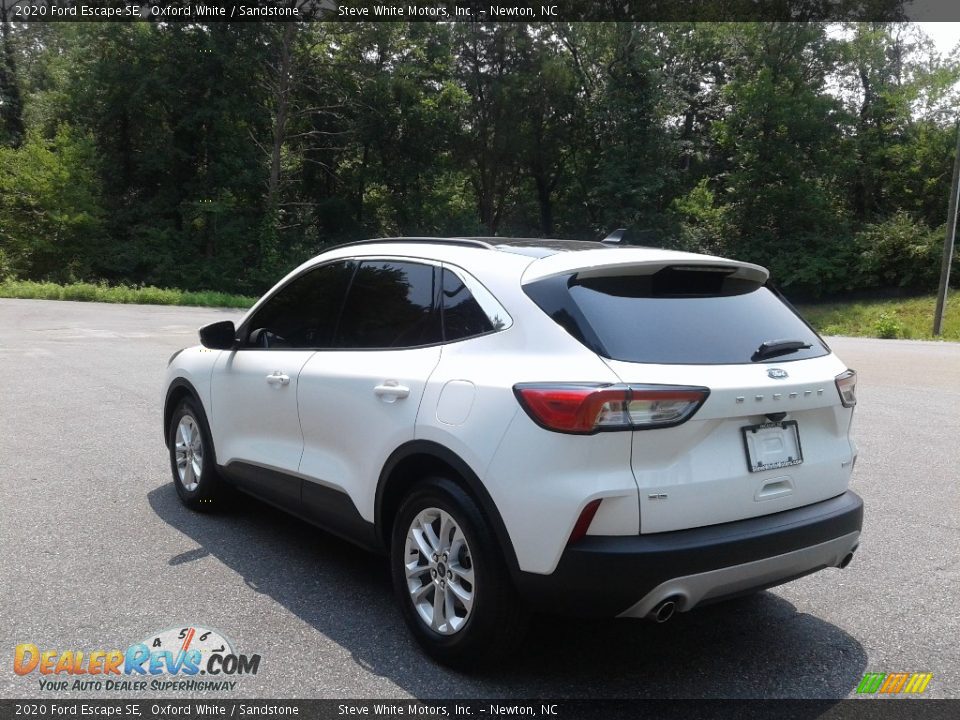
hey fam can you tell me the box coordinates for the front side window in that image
[336,261,441,349]
[244,261,355,349]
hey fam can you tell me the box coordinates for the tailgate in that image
[605,354,856,534]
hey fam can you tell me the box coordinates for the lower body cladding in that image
[514,491,863,619]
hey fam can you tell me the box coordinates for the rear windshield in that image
[523,267,828,365]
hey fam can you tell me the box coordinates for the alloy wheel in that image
[404,507,475,635]
[174,415,204,492]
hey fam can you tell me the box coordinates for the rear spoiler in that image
[521,249,769,286]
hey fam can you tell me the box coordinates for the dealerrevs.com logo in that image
[13,626,260,693]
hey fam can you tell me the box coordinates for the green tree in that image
[0,126,104,280]
[835,23,960,228]
[55,23,275,292]
[0,11,25,146]
[711,23,852,292]
[452,23,532,234]
[3,21,957,297]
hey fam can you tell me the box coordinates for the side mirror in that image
[199,320,237,350]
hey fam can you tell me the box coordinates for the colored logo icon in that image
[856,673,933,694]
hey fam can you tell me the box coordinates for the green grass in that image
[0,279,255,309]
[797,291,960,341]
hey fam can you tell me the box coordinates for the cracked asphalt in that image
[0,298,957,699]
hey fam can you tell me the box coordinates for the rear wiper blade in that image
[752,339,812,362]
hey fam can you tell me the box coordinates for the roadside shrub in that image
[0,280,255,308]
[60,283,100,302]
[855,213,947,291]
[135,286,180,305]
[103,285,138,304]
[0,279,62,299]
[873,312,902,339]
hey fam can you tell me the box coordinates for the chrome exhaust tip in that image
[648,597,678,623]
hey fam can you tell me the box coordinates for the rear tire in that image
[390,476,528,670]
[168,398,225,511]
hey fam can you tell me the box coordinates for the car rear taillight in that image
[513,383,709,434]
[835,369,857,407]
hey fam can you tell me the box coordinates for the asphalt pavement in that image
[0,298,957,699]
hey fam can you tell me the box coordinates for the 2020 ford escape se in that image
[163,236,863,668]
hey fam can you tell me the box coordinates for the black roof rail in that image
[334,237,495,251]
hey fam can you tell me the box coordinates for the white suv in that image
[163,237,863,668]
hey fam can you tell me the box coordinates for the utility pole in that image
[933,119,960,336]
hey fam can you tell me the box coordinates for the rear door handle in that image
[374,380,410,402]
[266,371,290,386]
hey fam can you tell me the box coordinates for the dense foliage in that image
[0,21,957,297]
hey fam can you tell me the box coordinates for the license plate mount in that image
[741,420,803,473]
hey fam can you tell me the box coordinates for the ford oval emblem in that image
[768,368,789,379]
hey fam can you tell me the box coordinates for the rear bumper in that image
[514,490,863,617]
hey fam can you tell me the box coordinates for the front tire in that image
[390,476,527,669]
[168,398,225,511]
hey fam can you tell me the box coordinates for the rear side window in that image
[245,261,355,349]
[524,267,828,365]
[336,261,441,348]
[441,269,494,341]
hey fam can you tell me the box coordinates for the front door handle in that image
[266,371,290,386]
[374,380,410,402]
